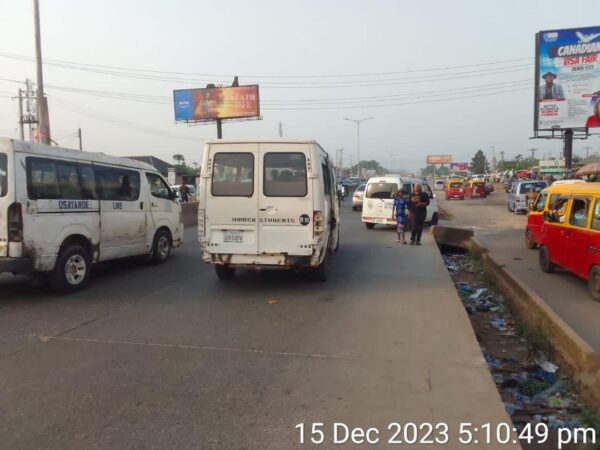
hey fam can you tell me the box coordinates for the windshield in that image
[365,182,397,199]
[519,182,546,194]
[356,184,366,192]
[450,182,462,188]
[0,153,7,197]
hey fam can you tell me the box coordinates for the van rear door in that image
[205,143,259,254]
[257,143,313,255]
[0,149,10,257]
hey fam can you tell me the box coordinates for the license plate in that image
[223,231,243,243]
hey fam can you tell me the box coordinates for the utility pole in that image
[78,128,82,150]
[500,150,505,162]
[33,0,50,144]
[583,146,592,158]
[17,89,24,140]
[528,147,538,160]
[343,116,374,179]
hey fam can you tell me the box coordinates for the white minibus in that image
[362,176,439,228]
[0,138,183,292]
[198,139,340,281]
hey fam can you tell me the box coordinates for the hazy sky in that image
[0,0,598,171]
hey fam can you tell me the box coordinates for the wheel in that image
[151,229,172,264]
[311,251,330,282]
[365,222,375,229]
[430,212,439,226]
[588,266,600,301]
[539,245,555,273]
[333,225,340,252]
[525,229,537,249]
[215,264,235,280]
[507,202,512,212]
[51,245,91,293]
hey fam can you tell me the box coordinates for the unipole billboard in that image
[535,26,600,131]
[450,162,468,171]
[173,85,260,122]
[426,155,452,164]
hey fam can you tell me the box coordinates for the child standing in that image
[392,190,407,244]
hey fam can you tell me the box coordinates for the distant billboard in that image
[450,162,468,171]
[173,85,260,121]
[426,155,452,164]
[535,26,600,130]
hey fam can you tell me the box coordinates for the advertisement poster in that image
[173,85,260,121]
[426,155,452,164]
[450,162,468,171]
[536,26,600,130]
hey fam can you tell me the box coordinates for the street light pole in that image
[33,0,50,145]
[343,117,374,179]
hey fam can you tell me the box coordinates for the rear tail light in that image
[8,202,23,242]
[313,210,324,236]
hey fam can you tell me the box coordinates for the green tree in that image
[470,149,490,173]
[172,154,185,166]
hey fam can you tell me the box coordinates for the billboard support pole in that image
[216,119,223,139]
[564,128,573,173]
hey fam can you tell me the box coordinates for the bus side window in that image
[569,198,590,228]
[592,200,600,230]
[321,163,331,197]
[534,192,547,212]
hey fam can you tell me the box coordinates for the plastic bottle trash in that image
[469,288,487,300]
[490,318,508,332]
[504,403,522,416]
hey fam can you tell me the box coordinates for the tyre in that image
[588,266,600,302]
[365,222,375,229]
[539,245,555,273]
[151,229,172,264]
[333,225,340,252]
[51,245,91,293]
[215,264,235,280]
[507,202,512,212]
[525,229,537,249]
[311,251,330,282]
[430,212,439,226]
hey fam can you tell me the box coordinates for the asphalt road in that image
[438,185,600,353]
[0,198,514,450]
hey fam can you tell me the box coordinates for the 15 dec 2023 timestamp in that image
[295,422,596,448]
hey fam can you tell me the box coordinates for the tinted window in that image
[450,182,462,188]
[356,184,366,192]
[0,153,7,197]
[366,182,397,199]
[519,182,546,194]
[212,153,254,196]
[321,164,332,196]
[27,157,98,200]
[56,162,83,199]
[569,198,590,228]
[95,166,140,201]
[592,200,600,231]
[78,164,98,199]
[264,153,307,197]
[146,173,172,200]
[28,158,60,199]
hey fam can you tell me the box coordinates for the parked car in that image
[507,180,548,213]
[352,183,366,210]
[434,179,445,190]
[534,182,600,300]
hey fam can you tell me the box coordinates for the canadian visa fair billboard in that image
[173,85,260,121]
[535,26,600,130]
[450,162,468,171]
[426,155,452,164]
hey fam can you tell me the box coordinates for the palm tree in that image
[172,154,185,166]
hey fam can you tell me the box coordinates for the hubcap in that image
[157,236,170,259]
[593,271,600,293]
[64,255,86,285]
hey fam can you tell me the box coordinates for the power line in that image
[0,51,532,79]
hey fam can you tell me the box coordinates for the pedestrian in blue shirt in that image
[392,190,408,244]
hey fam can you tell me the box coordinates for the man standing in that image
[409,184,430,246]
[539,72,565,100]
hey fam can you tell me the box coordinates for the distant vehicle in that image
[551,179,586,185]
[362,176,438,228]
[467,180,487,198]
[531,182,600,300]
[434,179,445,190]
[445,179,465,200]
[507,180,548,213]
[484,182,495,195]
[198,139,340,281]
[171,184,196,201]
[0,138,183,292]
[352,183,367,210]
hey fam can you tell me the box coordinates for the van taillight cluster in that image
[313,210,324,236]
[7,202,23,242]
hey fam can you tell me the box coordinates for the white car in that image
[434,179,445,190]
[352,183,366,210]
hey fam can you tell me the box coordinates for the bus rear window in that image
[450,182,462,188]
[264,153,307,197]
[212,153,254,197]
[366,182,397,199]
[519,182,546,194]
[0,153,6,197]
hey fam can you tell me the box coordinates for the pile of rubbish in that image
[444,252,586,431]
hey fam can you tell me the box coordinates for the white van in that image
[198,139,340,281]
[0,138,183,292]
[362,176,439,228]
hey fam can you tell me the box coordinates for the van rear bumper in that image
[203,252,316,268]
[0,257,34,274]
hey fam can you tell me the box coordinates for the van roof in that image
[206,138,318,145]
[543,182,599,195]
[2,137,156,172]
[367,176,424,183]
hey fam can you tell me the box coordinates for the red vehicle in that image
[465,180,486,198]
[535,183,600,300]
[445,179,465,200]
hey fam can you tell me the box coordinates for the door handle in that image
[140,202,144,210]
[260,208,267,211]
